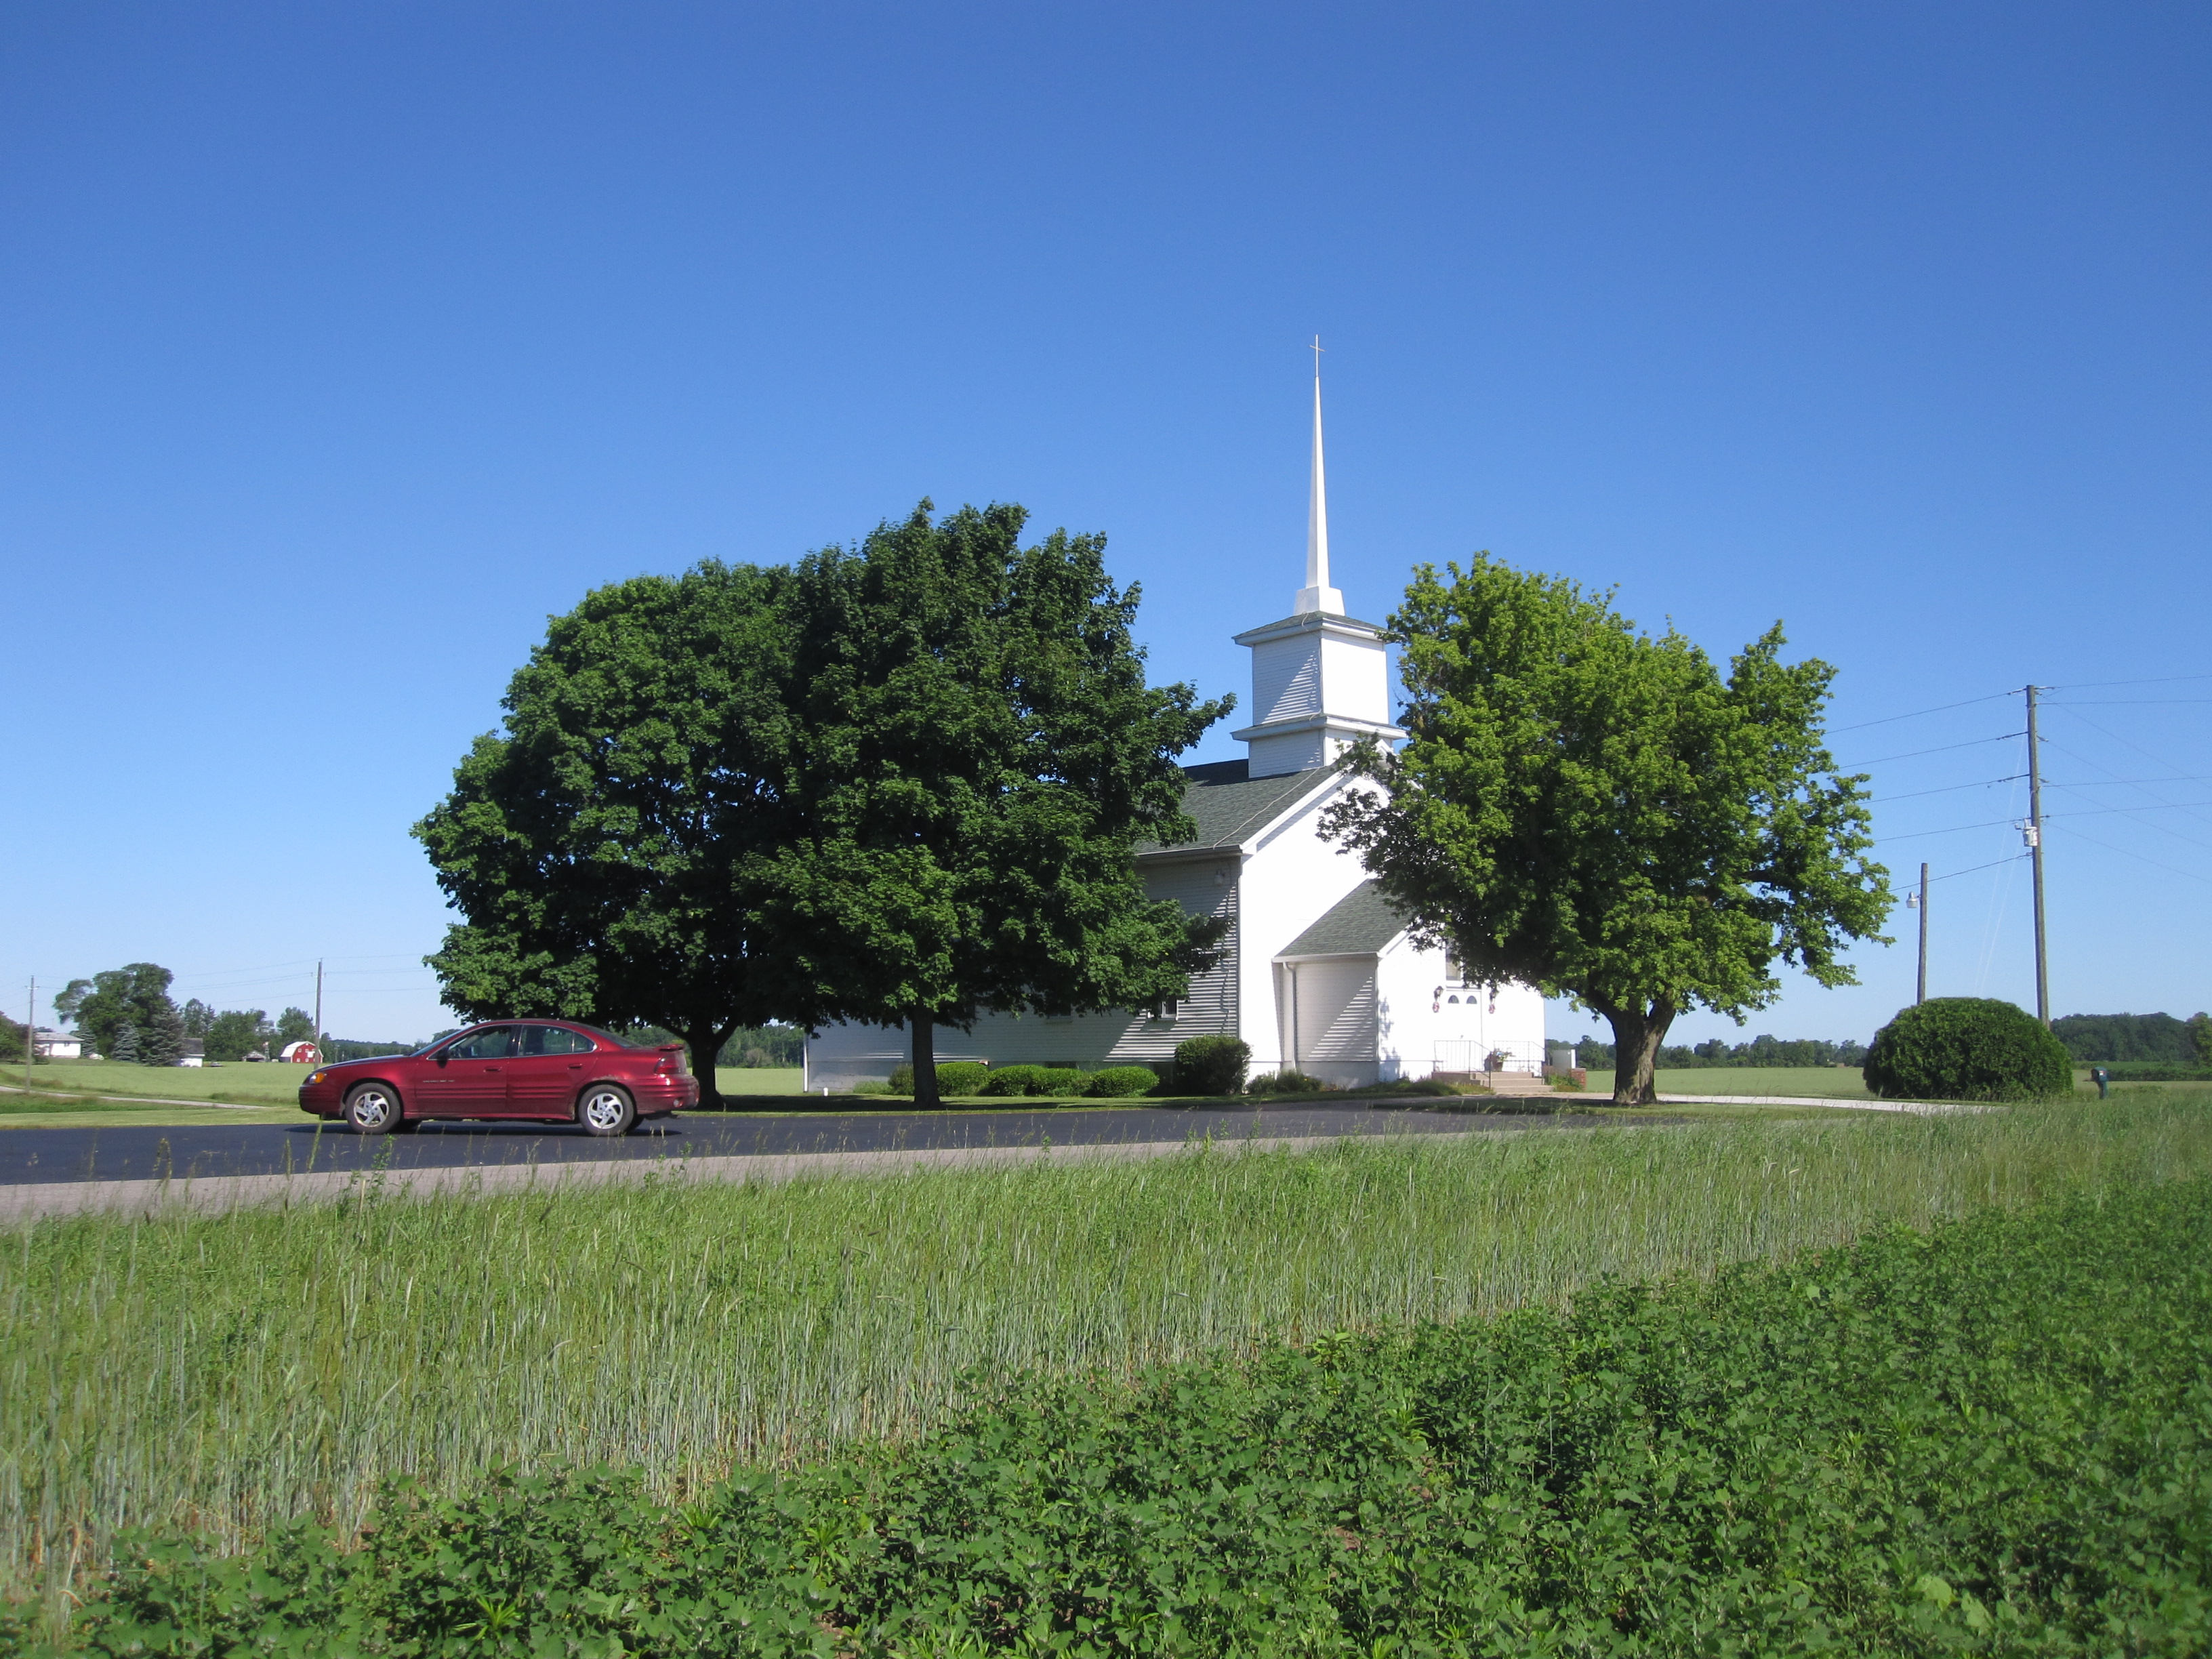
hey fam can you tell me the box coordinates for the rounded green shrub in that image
[1084,1065,1160,1098]
[1172,1034,1250,1097]
[1246,1068,1326,1097]
[979,1064,1050,1097]
[1036,1067,1084,1097]
[1864,998,2074,1101]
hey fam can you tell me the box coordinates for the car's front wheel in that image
[344,1083,402,1136]
[577,1084,636,1137]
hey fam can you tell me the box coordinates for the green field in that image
[1649,1064,1879,1097]
[5,1089,2209,1618]
[46,1175,2211,1657]
[5,1057,319,1105]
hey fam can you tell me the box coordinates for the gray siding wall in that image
[802,853,1240,1084]
[1105,854,1240,1062]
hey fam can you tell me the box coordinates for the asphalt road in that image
[0,1101,1620,1187]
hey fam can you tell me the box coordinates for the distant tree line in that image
[617,1024,806,1067]
[1570,1033,1869,1069]
[54,964,351,1063]
[2049,1012,2205,1064]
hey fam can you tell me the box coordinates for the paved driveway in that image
[0,1101,1617,1188]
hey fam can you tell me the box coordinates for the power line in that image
[2045,671,2212,691]
[1829,690,2015,734]
[2044,708,2212,834]
[2043,699,2212,708]
[1877,799,2212,844]
[2052,823,2212,888]
[1840,731,2025,769]
[1925,853,2031,885]
[2043,783,2212,855]
[1874,774,2024,802]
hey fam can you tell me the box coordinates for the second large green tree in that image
[780,502,1230,1105]
[1324,557,1890,1104]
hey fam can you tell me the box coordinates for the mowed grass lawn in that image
[4,1089,2210,1606]
[1652,1065,1879,1097]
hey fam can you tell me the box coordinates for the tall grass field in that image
[5,1093,2211,1615]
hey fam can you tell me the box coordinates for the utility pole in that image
[24,977,33,1090]
[2025,685,2051,1026]
[313,960,324,1062]
[1915,863,1929,1006]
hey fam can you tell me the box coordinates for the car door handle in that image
[483,1065,502,1072]
[567,1063,583,1071]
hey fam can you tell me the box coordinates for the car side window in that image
[519,1025,595,1057]
[445,1027,516,1061]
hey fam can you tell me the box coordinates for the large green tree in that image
[1324,557,1891,1104]
[56,964,180,1061]
[413,560,809,1108]
[782,501,1231,1106]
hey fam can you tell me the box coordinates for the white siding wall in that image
[1235,776,1374,1069]
[1373,935,1548,1080]
[1270,956,1377,1087]
[802,853,1239,1088]
[1318,631,1392,725]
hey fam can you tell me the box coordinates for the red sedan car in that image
[298,1021,697,1136]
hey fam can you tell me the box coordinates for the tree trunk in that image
[1599,997,1677,1105]
[682,1019,737,1111]
[909,1010,940,1108]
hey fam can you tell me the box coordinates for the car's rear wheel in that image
[344,1083,401,1136]
[577,1084,636,1137]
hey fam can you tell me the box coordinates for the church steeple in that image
[1294,340,1345,615]
[1231,343,1406,778]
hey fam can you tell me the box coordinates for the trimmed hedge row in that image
[884,1062,1158,1099]
[32,1176,2212,1656]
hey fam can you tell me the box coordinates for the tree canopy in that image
[413,560,807,1108]
[56,964,180,1063]
[779,501,1231,1104]
[1324,556,1890,1103]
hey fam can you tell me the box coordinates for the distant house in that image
[177,1038,206,1069]
[31,1027,83,1060]
[280,1040,321,1065]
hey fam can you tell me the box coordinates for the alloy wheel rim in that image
[583,1092,626,1130]
[353,1093,390,1128]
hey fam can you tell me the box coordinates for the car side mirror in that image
[436,1054,449,1067]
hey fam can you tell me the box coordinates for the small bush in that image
[1172,1034,1250,1096]
[979,1064,1050,1097]
[1547,1071,1586,1091]
[1247,1068,1327,1097]
[1036,1067,1084,1097]
[1864,997,2074,1101]
[885,1061,992,1097]
[1084,1065,1158,1098]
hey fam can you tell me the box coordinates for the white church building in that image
[803,373,1547,1092]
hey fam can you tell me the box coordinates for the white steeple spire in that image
[1295,337,1345,615]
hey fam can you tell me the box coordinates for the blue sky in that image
[3,3,2207,1047]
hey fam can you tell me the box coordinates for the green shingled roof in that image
[1138,760,1328,855]
[1275,880,1410,958]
